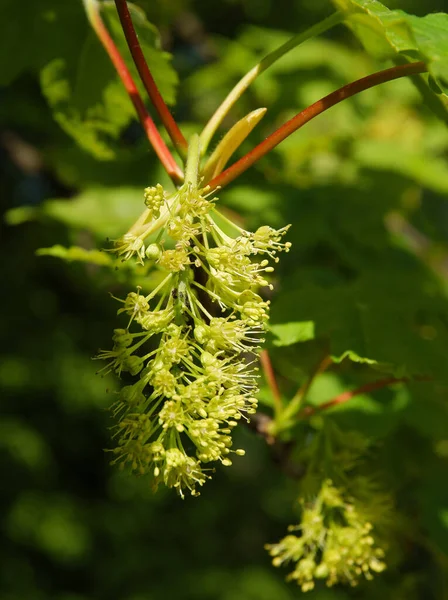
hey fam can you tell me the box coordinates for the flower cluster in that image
[99,181,291,497]
[265,480,386,591]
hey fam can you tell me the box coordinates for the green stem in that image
[185,134,201,188]
[284,355,333,422]
[208,61,428,190]
[199,11,343,154]
[272,354,332,434]
[82,0,183,184]
[114,0,188,160]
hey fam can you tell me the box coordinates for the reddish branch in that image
[114,0,188,158]
[90,3,183,183]
[208,61,427,190]
[300,375,431,418]
[259,349,283,414]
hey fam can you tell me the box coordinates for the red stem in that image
[209,61,427,190]
[300,375,431,418]
[114,0,188,159]
[91,4,183,184]
[259,349,283,414]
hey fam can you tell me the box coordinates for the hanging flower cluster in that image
[98,180,291,498]
[265,479,386,591]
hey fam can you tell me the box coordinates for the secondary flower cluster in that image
[266,479,386,591]
[99,182,291,497]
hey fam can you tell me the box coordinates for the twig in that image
[245,413,306,478]
[259,349,283,417]
[82,0,183,184]
[114,0,188,159]
[208,61,428,190]
[300,375,431,418]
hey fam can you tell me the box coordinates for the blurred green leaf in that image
[0,0,83,85]
[40,187,145,239]
[7,493,91,563]
[36,245,115,266]
[41,59,131,160]
[0,420,52,471]
[353,139,448,194]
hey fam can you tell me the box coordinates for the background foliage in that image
[1,0,448,598]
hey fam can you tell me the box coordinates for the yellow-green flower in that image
[99,178,290,497]
[266,479,386,591]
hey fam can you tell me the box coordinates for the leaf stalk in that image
[82,0,183,184]
[208,61,428,190]
[259,349,283,417]
[199,11,344,154]
[114,0,188,159]
[300,375,431,418]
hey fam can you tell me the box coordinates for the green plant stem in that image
[199,11,343,154]
[259,349,283,417]
[185,134,201,188]
[114,0,188,160]
[82,0,183,184]
[286,355,332,420]
[270,354,332,434]
[208,61,428,190]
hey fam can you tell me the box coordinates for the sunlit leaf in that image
[268,321,315,346]
[333,0,448,95]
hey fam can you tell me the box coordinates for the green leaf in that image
[268,321,315,346]
[304,373,410,436]
[4,207,40,226]
[9,0,178,159]
[331,350,379,366]
[40,187,145,239]
[40,59,131,160]
[333,0,448,96]
[36,245,115,267]
[270,267,448,380]
[353,139,448,194]
[332,0,417,58]
[0,0,83,86]
[405,13,448,94]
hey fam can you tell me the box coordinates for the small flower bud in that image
[112,329,134,347]
[119,385,145,406]
[123,355,144,376]
[145,243,162,261]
